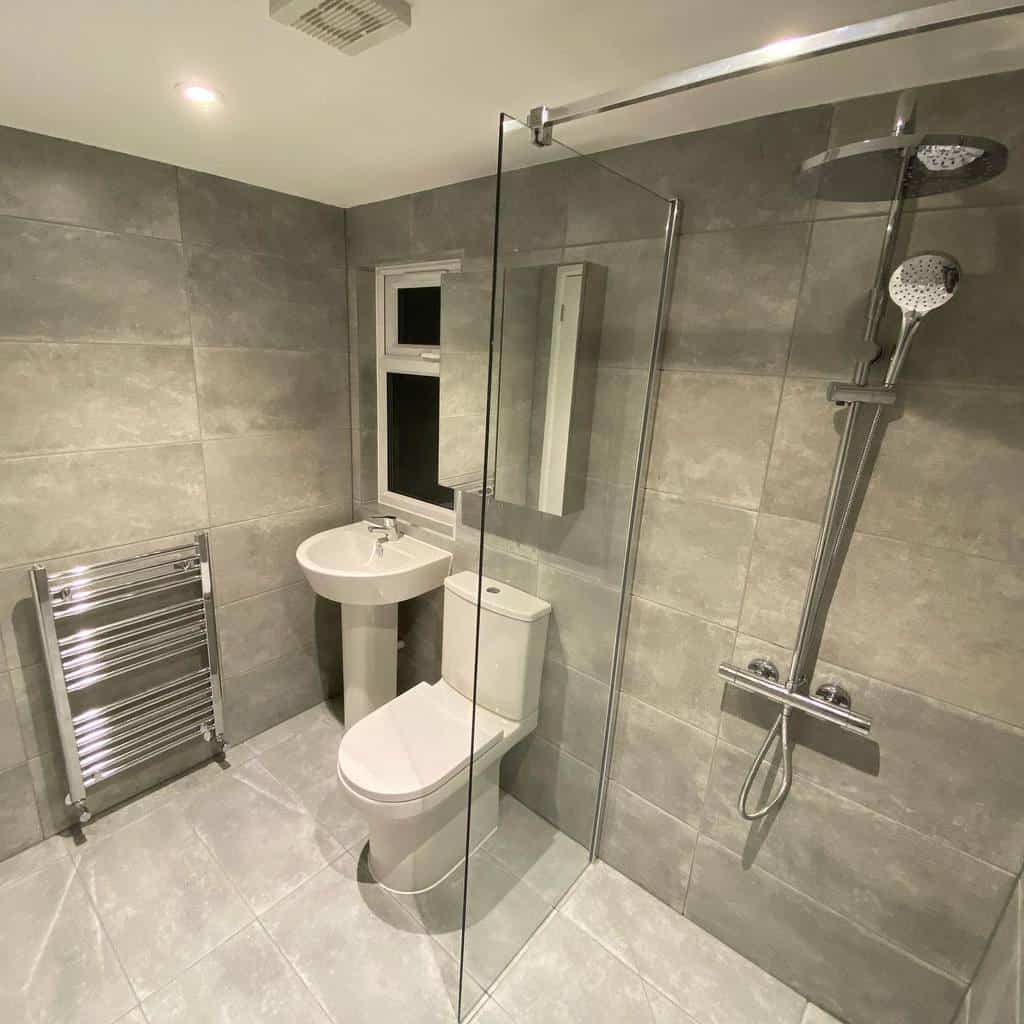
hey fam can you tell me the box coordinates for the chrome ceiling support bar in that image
[526,0,1024,138]
[32,533,226,825]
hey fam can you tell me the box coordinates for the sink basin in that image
[297,521,453,606]
[296,521,454,725]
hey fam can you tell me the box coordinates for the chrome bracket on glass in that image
[31,532,227,824]
[718,661,872,736]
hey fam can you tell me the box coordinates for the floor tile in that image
[492,913,660,1023]
[0,834,71,891]
[470,997,516,1022]
[802,1006,843,1023]
[398,848,553,992]
[263,852,478,1023]
[481,793,590,905]
[141,921,331,1023]
[258,714,367,850]
[77,805,253,998]
[114,1011,146,1024]
[183,759,343,914]
[0,858,136,1024]
[562,862,805,1024]
[246,701,340,755]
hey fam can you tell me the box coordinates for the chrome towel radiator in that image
[31,534,226,824]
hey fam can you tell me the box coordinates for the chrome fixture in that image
[721,88,1001,820]
[527,0,1024,143]
[367,514,401,543]
[31,535,226,824]
[815,682,853,711]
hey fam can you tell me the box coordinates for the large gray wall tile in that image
[500,734,598,847]
[0,444,208,568]
[822,532,1024,728]
[345,194,413,265]
[701,741,1013,980]
[10,662,58,761]
[0,671,27,772]
[210,505,345,605]
[599,781,697,913]
[203,429,350,525]
[221,648,329,744]
[663,223,809,374]
[563,154,670,245]
[0,125,180,238]
[604,105,830,234]
[411,175,493,259]
[610,694,715,828]
[0,218,189,345]
[217,582,316,678]
[187,246,346,352]
[764,380,1024,563]
[0,763,42,859]
[195,347,347,437]
[536,658,610,770]
[723,635,1024,872]
[535,564,619,682]
[177,169,346,265]
[790,207,1024,387]
[648,371,782,509]
[634,490,756,627]
[0,342,199,456]
[622,596,732,735]
[686,838,965,1024]
[968,881,1020,1024]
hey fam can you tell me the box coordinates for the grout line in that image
[254,915,342,1023]
[0,209,183,244]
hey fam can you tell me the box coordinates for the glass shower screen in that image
[454,114,676,1019]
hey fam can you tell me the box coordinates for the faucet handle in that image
[368,515,397,525]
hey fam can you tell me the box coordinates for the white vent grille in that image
[270,0,411,55]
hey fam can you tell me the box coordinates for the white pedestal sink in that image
[296,522,453,725]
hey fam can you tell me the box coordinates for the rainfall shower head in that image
[883,251,961,385]
[796,132,1008,202]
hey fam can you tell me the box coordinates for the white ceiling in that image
[1,1,1022,208]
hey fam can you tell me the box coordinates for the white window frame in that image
[375,258,462,531]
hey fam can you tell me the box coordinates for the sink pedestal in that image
[341,603,398,727]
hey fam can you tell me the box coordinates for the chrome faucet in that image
[367,515,401,543]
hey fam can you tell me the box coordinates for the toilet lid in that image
[337,681,504,803]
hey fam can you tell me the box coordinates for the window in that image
[375,259,460,528]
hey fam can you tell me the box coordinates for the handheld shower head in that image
[883,252,961,385]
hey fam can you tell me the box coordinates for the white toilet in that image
[336,570,551,894]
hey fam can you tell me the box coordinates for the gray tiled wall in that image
[344,67,1024,1024]
[0,127,352,858]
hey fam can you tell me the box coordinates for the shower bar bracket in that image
[718,662,872,736]
[527,0,1024,143]
[31,533,226,824]
[826,383,898,406]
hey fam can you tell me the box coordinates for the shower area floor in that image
[2,699,833,1024]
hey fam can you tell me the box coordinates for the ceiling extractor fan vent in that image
[270,0,411,55]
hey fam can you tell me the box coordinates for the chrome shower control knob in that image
[747,658,780,683]
[815,681,852,710]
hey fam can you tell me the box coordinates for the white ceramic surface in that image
[296,521,452,605]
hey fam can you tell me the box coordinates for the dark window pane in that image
[396,286,441,346]
[387,372,454,509]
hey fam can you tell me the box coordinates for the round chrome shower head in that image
[882,251,961,386]
[796,132,1008,202]
[888,252,961,315]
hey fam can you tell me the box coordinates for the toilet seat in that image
[338,681,504,805]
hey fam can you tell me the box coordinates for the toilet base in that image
[365,763,499,895]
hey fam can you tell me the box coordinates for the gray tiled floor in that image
[0,700,837,1024]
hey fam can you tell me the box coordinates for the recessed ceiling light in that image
[176,82,222,106]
